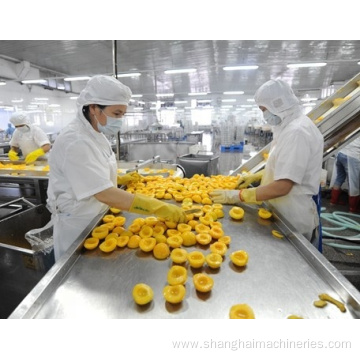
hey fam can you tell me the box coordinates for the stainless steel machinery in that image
[0,198,54,318]
[8,201,360,319]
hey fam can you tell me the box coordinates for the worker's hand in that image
[129,194,187,223]
[8,149,19,161]
[117,172,143,186]
[25,148,45,164]
[239,188,262,205]
[209,190,240,205]
[236,169,265,189]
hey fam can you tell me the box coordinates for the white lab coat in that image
[47,112,117,261]
[9,125,50,157]
[262,110,324,239]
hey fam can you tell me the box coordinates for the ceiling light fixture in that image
[222,99,236,102]
[21,79,47,84]
[287,62,327,68]
[223,65,258,71]
[174,101,188,104]
[117,72,141,77]
[164,68,196,74]
[301,97,318,102]
[156,93,174,97]
[188,92,207,96]
[223,91,244,95]
[0,81,6,86]
[64,76,91,81]
[131,94,143,98]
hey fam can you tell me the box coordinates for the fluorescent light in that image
[64,76,91,81]
[221,105,234,108]
[11,99,23,103]
[34,97,49,101]
[287,62,327,68]
[131,94,143,98]
[174,101,188,104]
[301,97,318,102]
[197,99,212,103]
[223,65,258,71]
[21,79,47,84]
[134,107,143,110]
[70,97,78,100]
[0,81,6,86]
[222,99,236,102]
[358,61,360,65]
[188,92,207,96]
[302,103,317,106]
[117,72,141,77]
[156,93,174,97]
[223,91,244,95]
[164,68,196,74]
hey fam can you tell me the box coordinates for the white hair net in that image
[76,75,132,108]
[254,79,299,115]
[10,112,30,126]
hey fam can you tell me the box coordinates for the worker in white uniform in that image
[8,112,51,163]
[210,79,324,246]
[47,75,186,261]
[330,136,360,213]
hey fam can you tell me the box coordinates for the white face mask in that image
[96,110,122,135]
[263,109,282,126]
[16,125,30,133]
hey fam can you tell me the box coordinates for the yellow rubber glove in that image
[8,149,19,161]
[129,193,187,223]
[209,190,240,204]
[25,148,45,164]
[117,172,142,186]
[237,169,265,189]
[239,188,262,205]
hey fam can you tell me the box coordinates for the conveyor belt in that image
[9,203,360,319]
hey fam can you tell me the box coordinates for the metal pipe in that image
[0,197,35,208]
[112,40,118,79]
[112,40,121,160]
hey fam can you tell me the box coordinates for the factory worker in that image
[330,136,360,213]
[5,123,15,139]
[47,75,186,261]
[8,112,51,163]
[210,79,324,245]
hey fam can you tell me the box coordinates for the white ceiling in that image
[1,40,360,110]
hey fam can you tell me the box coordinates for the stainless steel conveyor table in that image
[9,203,360,319]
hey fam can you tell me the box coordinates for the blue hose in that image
[320,211,360,250]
